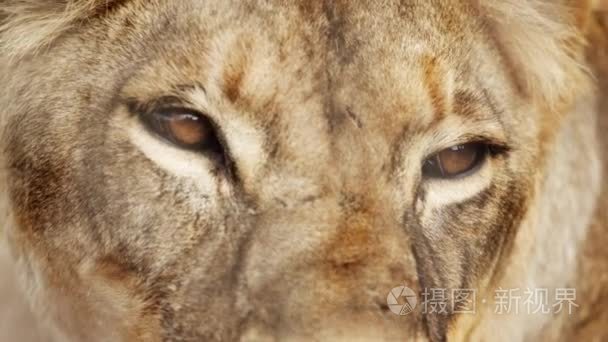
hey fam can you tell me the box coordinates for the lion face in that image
[0,1,598,341]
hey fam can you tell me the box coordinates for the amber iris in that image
[141,108,221,151]
[422,143,487,178]
[166,113,210,147]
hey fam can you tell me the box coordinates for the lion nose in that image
[239,196,428,340]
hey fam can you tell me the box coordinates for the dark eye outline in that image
[422,142,495,179]
[127,98,233,170]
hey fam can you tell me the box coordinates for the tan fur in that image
[0,1,119,61]
[475,0,590,107]
[0,1,606,341]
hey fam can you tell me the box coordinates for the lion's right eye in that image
[140,108,225,157]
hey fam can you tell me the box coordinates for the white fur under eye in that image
[126,118,217,192]
[420,154,493,208]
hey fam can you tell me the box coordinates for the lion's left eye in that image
[422,143,488,179]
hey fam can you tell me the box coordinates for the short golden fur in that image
[1,1,607,341]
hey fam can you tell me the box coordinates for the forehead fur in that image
[0,0,593,110]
